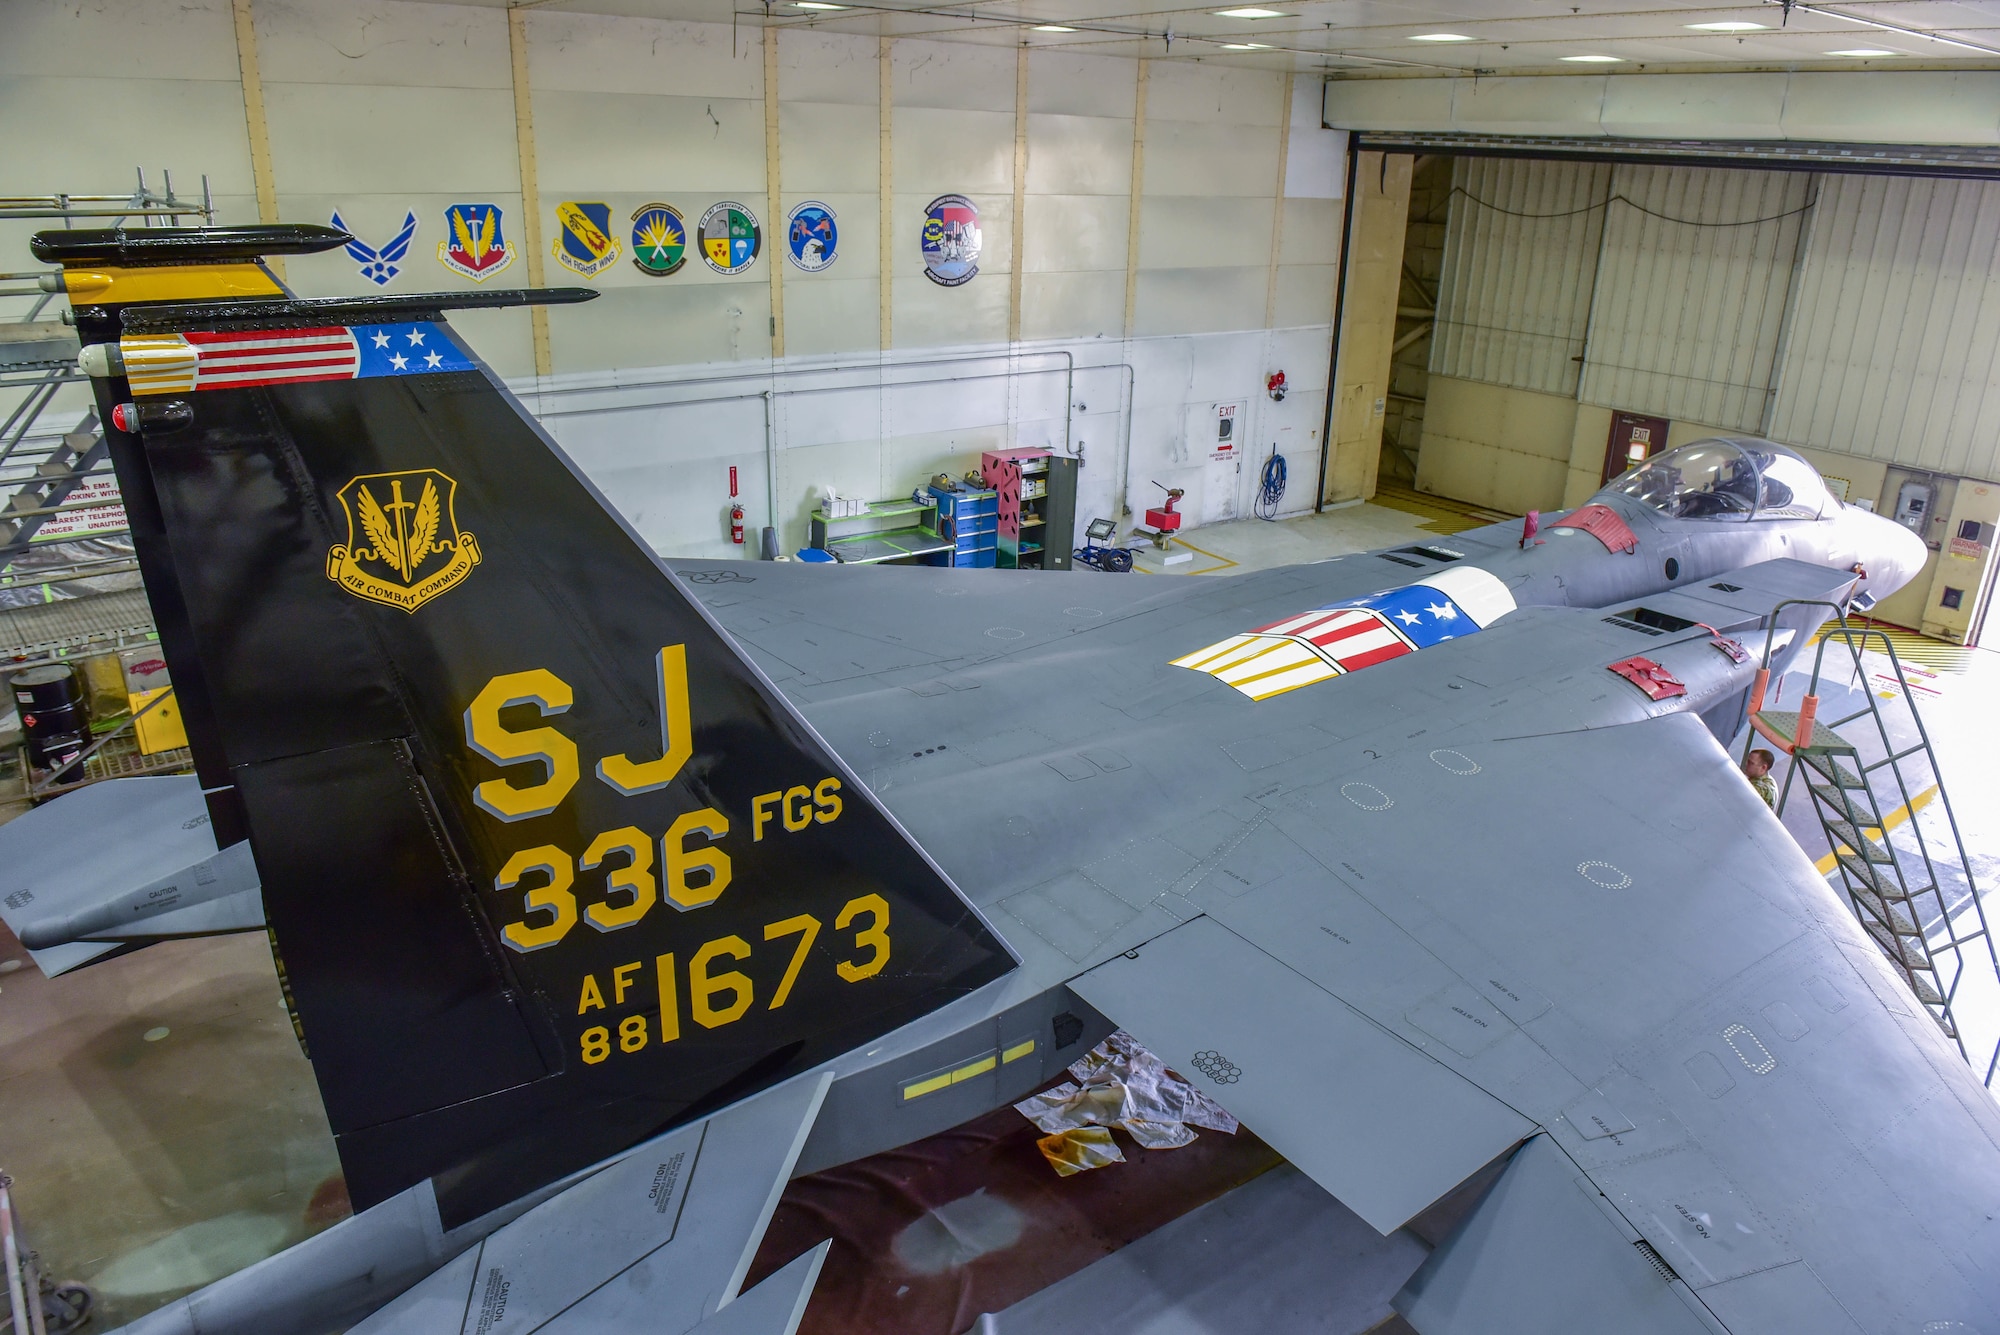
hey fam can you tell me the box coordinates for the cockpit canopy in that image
[1601,437,1836,522]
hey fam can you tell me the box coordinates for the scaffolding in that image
[0,172,213,796]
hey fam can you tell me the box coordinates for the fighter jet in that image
[36,222,1992,1335]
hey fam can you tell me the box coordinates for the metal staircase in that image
[1748,602,2000,1088]
[0,413,109,559]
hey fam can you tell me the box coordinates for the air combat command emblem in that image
[326,470,481,612]
[554,201,620,278]
[438,204,515,283]
[630,203,687,276]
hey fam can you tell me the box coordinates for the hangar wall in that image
[0,0,1351,557]
[1414,155,2000,639]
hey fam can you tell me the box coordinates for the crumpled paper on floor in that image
[1034,1126,1125,1177]
[1016,1030,1239,1173]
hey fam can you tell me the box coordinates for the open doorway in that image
[1379,155,1452,490]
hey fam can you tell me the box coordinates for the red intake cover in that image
[1608,655,1686,701]
[1551,503,1638,554]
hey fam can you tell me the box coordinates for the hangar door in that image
[1329,134,2000,646]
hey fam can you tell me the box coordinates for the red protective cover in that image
[1551,503,1638,554]
[1608,655,1686,701]
[1144,506,1182,531]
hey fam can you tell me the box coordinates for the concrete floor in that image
[0,496,1991,1329]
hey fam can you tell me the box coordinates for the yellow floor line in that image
[1171,538,1239,573]
[1814,784,1937,874]
[1132,538,1238,575]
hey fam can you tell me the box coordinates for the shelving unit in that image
[982,448,1077,571]
[806,499,953,565]
[924,481,998,568]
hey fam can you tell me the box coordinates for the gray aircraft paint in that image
[107,458,1997,1335]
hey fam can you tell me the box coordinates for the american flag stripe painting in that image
[185,329,360,389]
[119,322,477,398]
[1171,567,1518,702]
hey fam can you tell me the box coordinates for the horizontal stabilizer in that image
[19,840,258,949]
[0,777,261,971]
[553,1241,830,1335]
[348,1072,831,1334]
[1070,916,1532,1233]
[1395,1135,1718,1334]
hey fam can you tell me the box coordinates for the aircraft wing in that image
[667,540,1506,697]
[1067,710,2000,1332]
[681,554,1999,1331]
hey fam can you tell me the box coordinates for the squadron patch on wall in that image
[785,202,838,272]
[437,204,515,283]
[921,195,981,287]
[332,209,417,287]
[698,202,761,275]
[326,469,481,614]
[553,201,620,278]
[630,204,688,277]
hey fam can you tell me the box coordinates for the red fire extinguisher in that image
[728,465,745,545]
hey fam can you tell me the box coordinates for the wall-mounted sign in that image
[786,202,838,272]
[699,202,761,275]
[630,203,687,277]
[1213,403,1238,460]
[332,209,417,287]
[553,201,620,278]
[437,204,515,283]
[921,195,981,287]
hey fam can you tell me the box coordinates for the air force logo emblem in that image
[332,209,418,286]
[326,470,481,612]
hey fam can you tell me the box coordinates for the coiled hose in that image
[1254,448,1286,521]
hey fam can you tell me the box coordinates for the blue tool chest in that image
[925,482,998,568]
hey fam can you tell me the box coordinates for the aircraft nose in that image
[1860,506,1930,601]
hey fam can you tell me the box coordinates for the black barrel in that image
[11,666,88,779]
[12,665,81,713]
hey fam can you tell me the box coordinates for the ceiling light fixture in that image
[1213,7,1288,17]
[1222,41,1271,47]
[1828,46,1897,54]
[1685,20,1767,29]
[792,2,848,9]
[1032,24,1076,30]
[1561,53,1622,60]
[1410,32,1474,41]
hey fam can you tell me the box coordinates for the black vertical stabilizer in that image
[49,227,1016,1224]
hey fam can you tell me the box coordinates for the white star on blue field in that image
[353,324,475,379]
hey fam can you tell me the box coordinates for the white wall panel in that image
[1431,157,1610,397]
[1025,115,1132,197]
[1027,50,1136,120]
[1769,174,2000,479]
[774,29,878,107]
[525,11,758,99]
[259,1,510,89]
[1145,63,1284,127]
[1579,165,1810,432]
